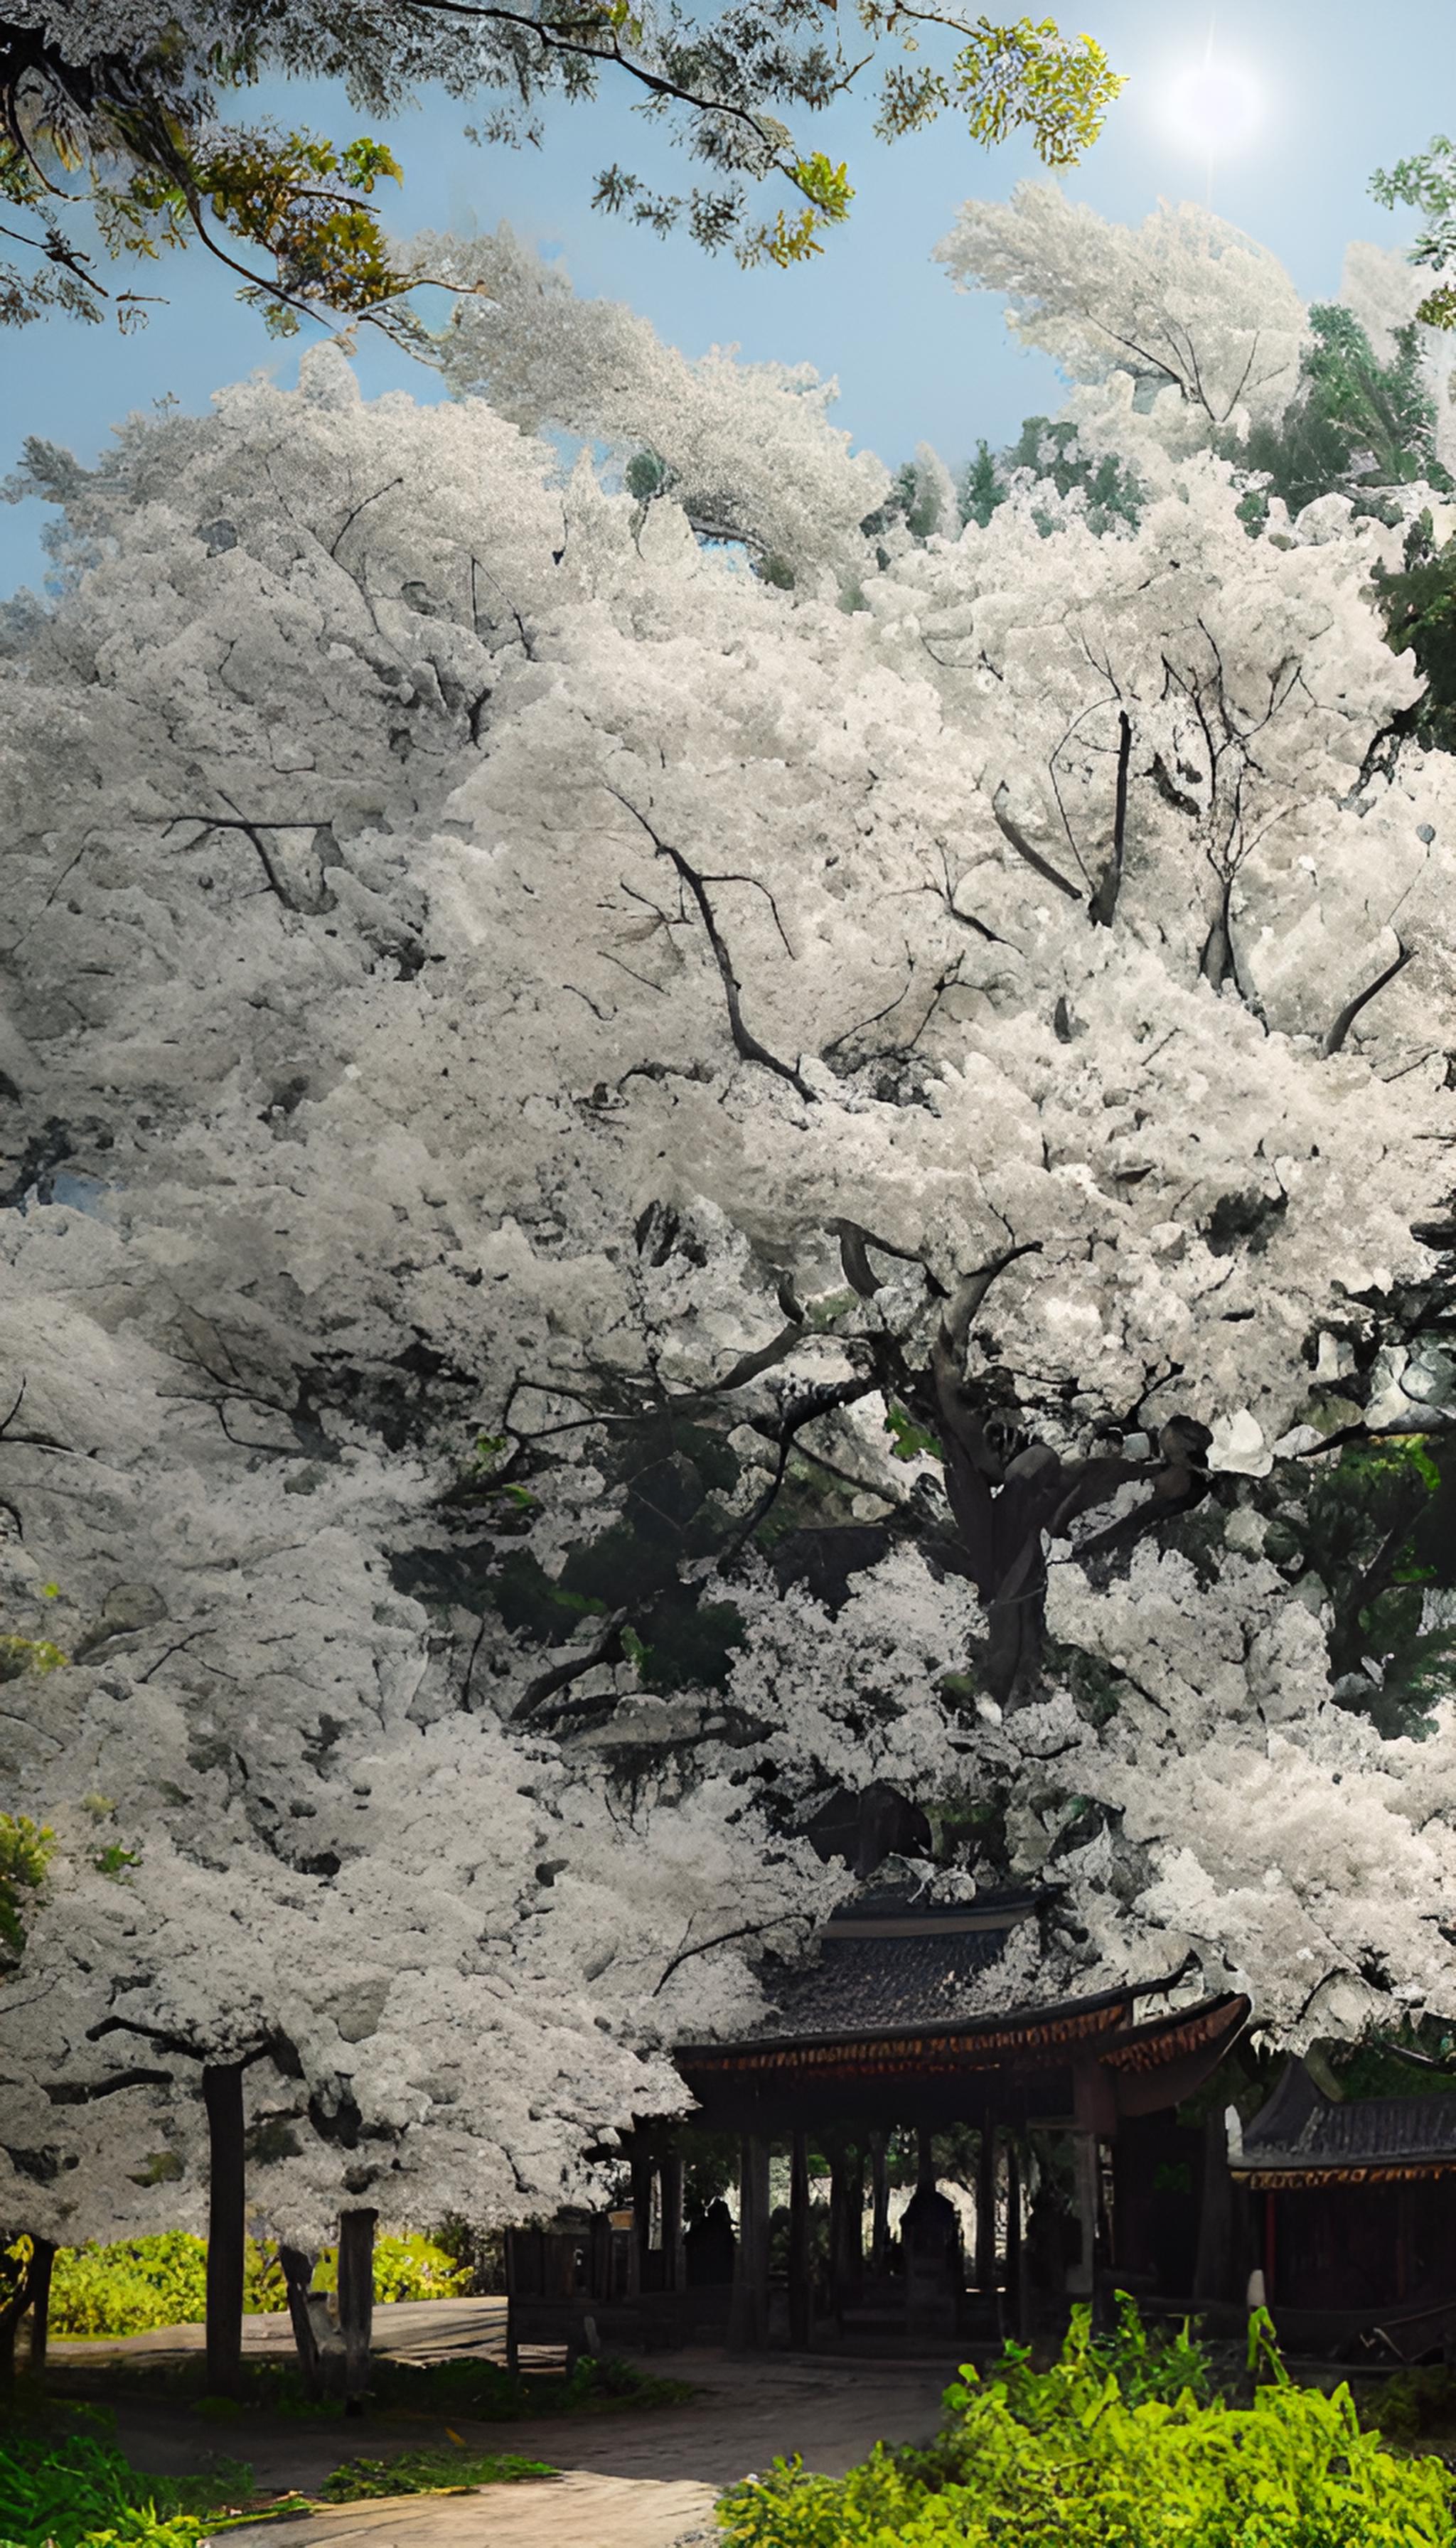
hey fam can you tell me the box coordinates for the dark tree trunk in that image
[27,2238,54,2377]
[336,2207,377,2412]
[203,2060,247,2397]
[788,2130,811,2350]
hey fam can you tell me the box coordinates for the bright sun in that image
[1167,57,1263,156]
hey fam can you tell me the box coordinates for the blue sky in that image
[4,0,1454,594]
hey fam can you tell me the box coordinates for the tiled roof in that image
[720,1887,1054,2047]
[1237,2060,1456,2181]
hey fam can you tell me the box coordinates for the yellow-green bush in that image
[716,2304,1455,2548]
[48,2230,465,2338]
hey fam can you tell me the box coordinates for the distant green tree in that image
[1238,304,1452,524]
[958,437,1007,527]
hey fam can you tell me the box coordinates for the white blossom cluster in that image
[4,189,1456,2247]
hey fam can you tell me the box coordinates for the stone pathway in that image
[63,2298,958,2547]
[208,2471,717,2547]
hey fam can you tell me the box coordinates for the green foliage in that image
[716,2301,1454,2547]
[0,1814,52,1961]
[317,2446,555,2500]
[309,2232,469,2305]
[0,2426,259,2548]
[1270,1436,1456,1737]
[1364,2362,1456,2444]
[1374,510,1456,752]
[1006,416,1145,530]
[1239,304,1452,523]
[48,2230,466,2337]
[884,1404,944,1463]
[960,440,1008,528]
[1371,138,1456,329]
[0,1637,68,1682]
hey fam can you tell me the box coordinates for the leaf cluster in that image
[0,6,1121,323]
[716,2299,1455,2546]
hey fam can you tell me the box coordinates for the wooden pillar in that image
[660,2153,685,2293]
[1004,2141,1023,2339]
[337,2207,377,2412]
[202,2061,247,2397]
[916,2125,937,2191]
[628,2146,653,2297]
[728,2134,771,2350]
[1194,2108,1236,2305]
[26,2238,54,2379]
[788,2129,811,2349]
[869,2131,890,2276]
[1069,2131,1098,2299]
[975,2123,998,2296]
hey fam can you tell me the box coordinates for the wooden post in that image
[916,2125,936,2191]
[26,2239,54,2379]
[629,2146,653,2297]
[788,2129,811,2350]
[1005,2141,1023,2339]
[975,2123,998,2296]
[728,2134,771,2350]
[202,2060,247,2397]
[1194,2109,1234,2305]
[660,2154,685,2293]
[1069,2131,1098,2300]
[830,2145,864,2313]
[869,2131,890,2276]
[336,2207,377,2412]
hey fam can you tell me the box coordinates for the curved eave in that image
[676,1981,1245,2086]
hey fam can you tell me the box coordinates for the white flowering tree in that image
[6,204,1456,2372]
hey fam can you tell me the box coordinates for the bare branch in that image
[990,783,1084,904]
[1324,938,1416,1057]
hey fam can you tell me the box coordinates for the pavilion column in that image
[916,2125,937,2190]
[788,2129,811,2350]
[869,2131,890,2276]
[728,2134,771,2350]
[975,2123,998,2298]
[660,2152,685,2293]
[628,2146,653,2298]
[1069,2132,1098,2298]
[1004,2140,1023,2338]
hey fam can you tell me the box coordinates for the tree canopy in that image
[0,4,1122,335]
[9,179,1456,2265]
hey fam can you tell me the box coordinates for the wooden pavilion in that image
[1231,2060,1456,2358]
[506,1883,1248,2360]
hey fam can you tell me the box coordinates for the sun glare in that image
[1167,57,1263,157]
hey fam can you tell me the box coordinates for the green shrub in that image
[310,2232,469,2304]
[48,2227,466,2338]
[716,2302,1455,2548]
[0,2427,260,2548]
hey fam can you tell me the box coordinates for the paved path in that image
[209,2471,719,2547]
[63,2297,958,2547]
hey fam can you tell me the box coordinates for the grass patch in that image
[0,2414,556,2544]
[318,2445,556,2499]
[0,2422,292,2548]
